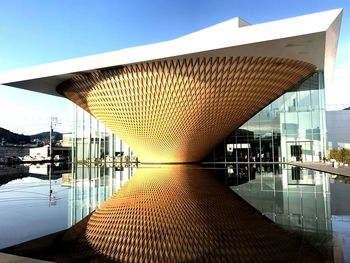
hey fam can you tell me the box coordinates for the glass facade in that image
[206,71,327,163]
[69,105,139,225]
[71,106,137,163]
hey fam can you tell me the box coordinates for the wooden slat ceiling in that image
[57,56,315,163]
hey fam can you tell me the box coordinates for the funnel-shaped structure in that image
[0,9,343,163]
[57,57,314,162]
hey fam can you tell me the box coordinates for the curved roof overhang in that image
[0,8,343,96]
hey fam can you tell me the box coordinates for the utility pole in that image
[49,116,61,161]
[49,117,53,161]
[48,164,56,206]
[49,163,52,206]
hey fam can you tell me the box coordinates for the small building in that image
[0,146,29,160]
[29,145,71,161]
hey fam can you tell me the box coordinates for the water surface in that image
[0,163,349,262]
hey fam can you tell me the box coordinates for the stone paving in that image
[291,161,350,178]
[0,252,53,263]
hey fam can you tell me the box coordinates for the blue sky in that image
[0,0,349,134]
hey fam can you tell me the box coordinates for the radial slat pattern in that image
[57,56,315,162]
[58,165,324,262]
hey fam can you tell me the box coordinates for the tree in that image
[328,148,350,164]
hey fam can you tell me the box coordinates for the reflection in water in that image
[0,163,137,250]
[67,164,137,226]
[54,165,323,263]
[216,164,337,261]
[0,164,69,249]
[2,163,350,262]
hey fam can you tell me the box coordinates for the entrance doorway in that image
[286,141,313,162]
[291,145,302,161]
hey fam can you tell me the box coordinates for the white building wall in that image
[326,110,350,149]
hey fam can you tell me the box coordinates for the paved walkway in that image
[0,252,53,263]
[291,161,350,178]
[3,165,325,262]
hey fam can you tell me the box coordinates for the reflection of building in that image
[0,166,30,185]
[0,164,69,185]
[66,165,137,226]
[230,165,333,259]
[0,9,342,163]
[230,165,332,231]
[28,163,70,176]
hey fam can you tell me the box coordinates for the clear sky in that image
[0,0,349,134]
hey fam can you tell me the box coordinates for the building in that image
[29,145,71,161]
[0,9,342,163]
[71,106,136,163]
[206,71,327,162]
[326,108,350,149]
[0,146,29,161]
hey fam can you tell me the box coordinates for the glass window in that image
[284,92,297,112]
[297,90,311,112]
[310,89,320,110]
[312,110,321,129]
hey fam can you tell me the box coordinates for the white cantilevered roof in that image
[0,8,343,97]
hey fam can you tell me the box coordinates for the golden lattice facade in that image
[57,56,315,163]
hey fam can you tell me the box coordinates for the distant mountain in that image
[344,106,350,110]
[0,127,63,145]
[0,127,31,145]
[30,131,63,141]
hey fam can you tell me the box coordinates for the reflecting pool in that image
[0,163,349,262]
[210,163,350,263]
[0,164,69,249]
[0,163,137,249]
